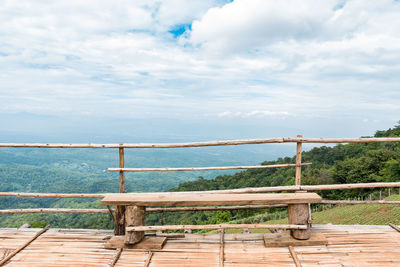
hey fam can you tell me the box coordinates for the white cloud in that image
[0,0,400,137]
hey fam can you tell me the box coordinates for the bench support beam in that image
[125,205,146,244]
[288,203,310,240]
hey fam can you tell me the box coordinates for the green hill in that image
[1,123,400,229]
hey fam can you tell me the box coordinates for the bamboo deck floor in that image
[0,224,399,266]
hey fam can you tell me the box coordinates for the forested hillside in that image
[1,124,400,228]
[0,145,286,228]
[158,123,400,226]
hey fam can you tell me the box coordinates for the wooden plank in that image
[0,225,49,266]
[127,224,307,232]
[105,236,167,250]
[264,232,328,247]
[101,193,322,206]
[144,251,153,267]
[109,248,122,267]
[288,246,302,267]
[108,163,312,172]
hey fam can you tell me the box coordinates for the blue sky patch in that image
[169,24,191,38]
[333,0,346,10]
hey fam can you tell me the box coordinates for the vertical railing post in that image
[114,144,126,235]
[295,135,303,186]
[119,145,125,193]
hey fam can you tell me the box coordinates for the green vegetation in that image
[155,123,400,226]
[0,123,400,229]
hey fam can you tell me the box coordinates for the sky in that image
[1,0,400,143]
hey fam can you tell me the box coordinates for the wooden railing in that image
[1,136,400,232]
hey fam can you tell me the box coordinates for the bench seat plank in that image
[101,192,321,206]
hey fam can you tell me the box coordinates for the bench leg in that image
[125,205,146,244]
[114,205,125,235]
[288,203,310,240]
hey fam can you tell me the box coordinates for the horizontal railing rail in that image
[108,163,312,172]
[1,182,400,199]
[1,137,400,149]
[2,199,400,215]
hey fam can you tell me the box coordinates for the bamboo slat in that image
[0,225,49,266]
[288,246,302,267]
[109,248,122,267]
[0,225,400,266]
[144,251,153,267]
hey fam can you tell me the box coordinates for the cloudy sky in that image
[1,0,400,142]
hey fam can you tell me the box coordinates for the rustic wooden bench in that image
[101,192,321,244]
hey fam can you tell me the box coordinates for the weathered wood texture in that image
[108,248,122,267]
[115,147,126,236]
[1,225,400,266]
[114,205,125,236]
[219,230,224,267]
[264,232,328,247]
[105,236,167,249]
[1,182,399,200]
[118,147,125,193]
[288,204,310,240]
[101,192,322,206]
[126,224,307,232]
[125,206,146,244]
[0,225,49,266]
[288,246,302,267]
[108,163,312,172]
[2,136,400,148]
[0,204,287,215]
[295,135,303,186]
[180,181,400,194]
[144,251,153,267]
[0,192,104,198]
[147,204,287,212]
